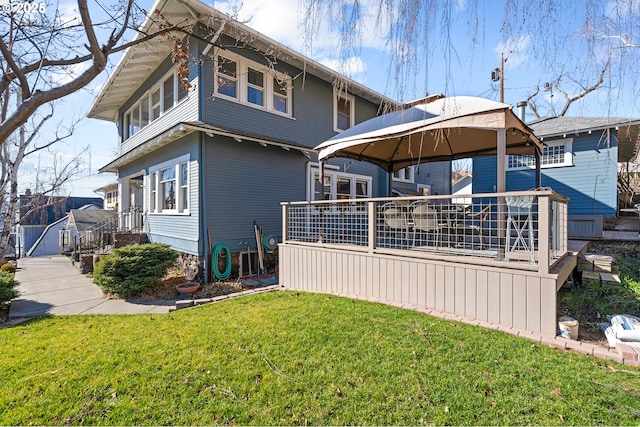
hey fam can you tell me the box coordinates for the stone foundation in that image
[176,252,204,282]
[114,232,148,248]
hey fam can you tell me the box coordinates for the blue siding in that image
[119,39,201,142]
[472,132,619,216]
[119,133,201,255]
[204,134,307,252]
[201,41,381,149]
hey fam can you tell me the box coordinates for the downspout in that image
[199,50,210,284]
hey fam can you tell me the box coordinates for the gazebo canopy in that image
[316,96,543,174]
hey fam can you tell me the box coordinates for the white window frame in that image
[307,163,372,201]
[507,138,573,171]
[214,51,292,117]
[123,68,190,140]
[216,55,238,100]
[333,89,355,132]
[148,155,190,215]
[392,165,415,183]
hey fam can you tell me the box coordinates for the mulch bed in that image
[144,275,250,300]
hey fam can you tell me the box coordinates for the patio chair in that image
[505,195,536,263]
[453,204,493,250]
[381,202,411,245]
[409,201,444,247]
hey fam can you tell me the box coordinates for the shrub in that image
[0,271,19,304]
[0,263,16,274]
[93,243,178,298]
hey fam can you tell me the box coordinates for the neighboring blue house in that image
[473,116,640,237]
[87,0,447,280]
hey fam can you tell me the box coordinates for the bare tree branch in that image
[557,58,610,117]
[526,85,541,119]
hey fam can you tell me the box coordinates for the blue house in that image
[87,0,447,280]
[473,116,640,237]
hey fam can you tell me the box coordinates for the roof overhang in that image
[531,117,640,163]
[99,121,316,173]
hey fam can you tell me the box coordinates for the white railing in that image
[282,189,568,274]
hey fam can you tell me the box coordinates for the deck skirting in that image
[280,244,575,337]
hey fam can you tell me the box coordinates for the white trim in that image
[214,50,293,117]
[123,68,191,140]
[507,138,573,171]
[333,89,355,132]
[147,154,191,215]
[417,183,431,196]
[392,165,415,183]
[307,162,372,201]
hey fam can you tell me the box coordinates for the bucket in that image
[558,316,579,340]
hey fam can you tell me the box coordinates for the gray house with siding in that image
[87,0,446,280]
[473,116,640,237]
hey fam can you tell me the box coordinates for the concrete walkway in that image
[9,255,174,318]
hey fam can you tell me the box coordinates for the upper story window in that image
[334,90,354,132]
[217,56,237,98]
[247,67,264,106]
[123,68,190,140]
[507,138,573,170]
[393,165,415,182]
[214,52,292,116]
[273,77,289,114]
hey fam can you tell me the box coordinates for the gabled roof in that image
[19,196,104,225]
[87,0,394,122]
[528,116,640,162]
[67,209,117,233]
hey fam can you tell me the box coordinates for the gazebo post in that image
[535,149,541,188]
[497,128,506,260]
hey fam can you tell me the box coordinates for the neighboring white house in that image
[27,204,101,257]
[452,172,472,204]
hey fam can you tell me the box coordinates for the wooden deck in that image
[280,191,576,337]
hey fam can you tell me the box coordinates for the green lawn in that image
[1,291,639,425]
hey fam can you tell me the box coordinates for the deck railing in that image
[282,189,568,274]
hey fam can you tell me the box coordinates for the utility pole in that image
[499,52,504,103]
[491,53,505,103]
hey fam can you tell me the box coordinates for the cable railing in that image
[282,189,569,274]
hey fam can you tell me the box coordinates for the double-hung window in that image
[214,52,292,116]
[217,56,238,98]
[123,68,190,140]
[507,138,573,170]
[393,166,415,182]
[149,156,190,214]
[247,68,264,106]
[159,167,176,210]
[273,77,289,114]
[334,90,354,132]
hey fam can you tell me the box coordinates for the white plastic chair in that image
[382,202,411,245]
[409,201,443,247]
